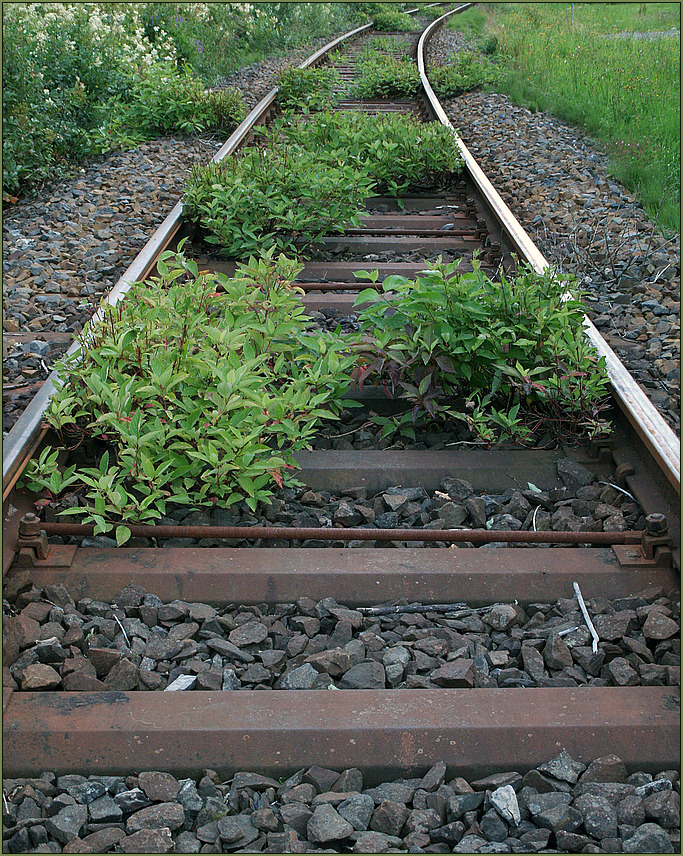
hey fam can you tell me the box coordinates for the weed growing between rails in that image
[183,113,465,258]
[20,249,357,546]
[350,33,501,102]
[352,259,612,446]
[371,5,419,32]
[276,66,341,112]
[352,52,421,99]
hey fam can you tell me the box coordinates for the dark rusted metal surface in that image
[2,491,36,576]
[293,449,566,493]
[10,546,676,606]
[37,520,642,545]
[610,412,681,570]
[318,236,484,252]
[355,213,480,229]
[4,688,679,781]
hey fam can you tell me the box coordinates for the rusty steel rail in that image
[418,9,681,495]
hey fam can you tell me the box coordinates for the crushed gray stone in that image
[3,753,679,853]
[3,583,679,695]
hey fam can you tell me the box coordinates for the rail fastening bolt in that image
[18,512,42,537]
[645,513,668,535]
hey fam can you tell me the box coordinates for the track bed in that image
[2,8,680,855]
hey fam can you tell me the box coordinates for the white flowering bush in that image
[2,2,359,198]
[3,3,176,194]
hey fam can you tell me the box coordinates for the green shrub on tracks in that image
[352,259,611,444]
[183,144,374,258]
[276,65,341,112]
[183,112,465,256]
[352,53,421,99]
[24,249,355,545]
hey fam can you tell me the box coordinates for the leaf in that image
[527,482,542,494]
[268,469,284,488]
[418,373,432,396]
[354,288,382,305]
[115,525,132,546]
[435,355,456,374]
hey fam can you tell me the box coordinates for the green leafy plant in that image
[352,53,421,99]
[352,259,611,444]
[363,35,411,56]
[373,6,417,32]
[184,112,465,255]
[429,52,502,97]
[27,248,356,543]
[268,111,465,195]
[95,62,246,149]
[277,65,341,111]
[415,4,450,22]
[183,143,373,258]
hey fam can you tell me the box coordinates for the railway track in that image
[3,6,680,853]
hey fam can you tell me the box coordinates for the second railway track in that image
[3,6,680,854]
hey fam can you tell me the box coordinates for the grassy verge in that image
[450,3,680,232]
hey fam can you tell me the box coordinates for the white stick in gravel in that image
[113,614,131,650]
[573,581,600,654]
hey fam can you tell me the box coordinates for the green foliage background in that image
[2,2,363,198]
[448,2,681,231]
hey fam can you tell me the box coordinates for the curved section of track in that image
[3,6,680,802]
[418,9,680,496]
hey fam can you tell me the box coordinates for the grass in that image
[446,6,488,38]
[453,3,680,232]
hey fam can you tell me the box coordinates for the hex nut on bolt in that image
[18,512,43,537]
[645,513,668,535]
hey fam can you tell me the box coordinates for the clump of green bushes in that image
[352,260,611,444]
[372,5,417,32]
[24,249,355,544]
[430,52,502,97]
[352,54,420,99]
[21,252,611,538]
[276,65,341,112]
[184,112,465,257]
[93,62,246,151]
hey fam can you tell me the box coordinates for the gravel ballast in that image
[2,754,680,853]
[4,582,679,694]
